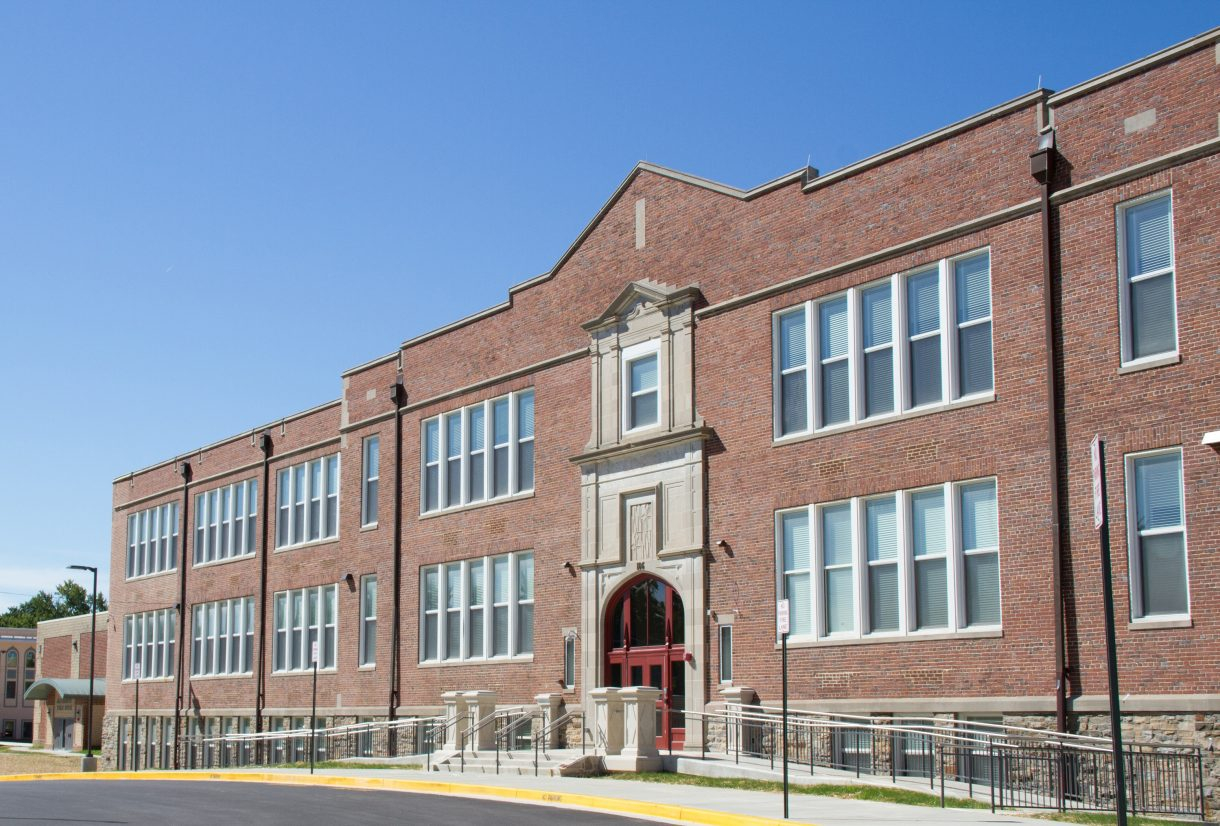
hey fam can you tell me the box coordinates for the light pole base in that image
[80,756,98,773]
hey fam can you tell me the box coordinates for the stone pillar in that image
[441,691,462,750]
[535,693,563,749]
[719,686,757,758]
[590,688,623,756]
[620,687,661,759]
[463,691,497,751]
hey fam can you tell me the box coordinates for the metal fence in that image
[693,705,1205,819]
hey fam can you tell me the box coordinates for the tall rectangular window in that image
[779,511,812,637]
[272,584,338,672]
[467,407,485,503]
[777,476,1000,642]
[359,575,377,667]
[1127,449,1188,618]
[491,399,510,498]
[194,480,258,565]
[718,625,733,683]
[445,412,463,507]
[911,488,949,630]
[423,420,440,512]
[125,503,179,579]
[563,633,576,689]
[907,268,942,408]
[516,552,534,655]
[420,550,534,662]
[421,389,536,513]
[959,480,1000,627]
[123,609,175,680]
[819,296,851,426]
[861,284,894,418]
[626,350,659,431]
[821,503,855,634]
[516,391,535,492]
[274,456,340,550]
[777,308,809,435]
[954,252,993,396]
[361,437,379,527]
[773,250,991,440]
[1119,193,1177,363]
[422,568,439,662]
[865,495,899,633]
[191,597,255,677]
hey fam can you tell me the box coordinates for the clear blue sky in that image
[0,2,1215,611]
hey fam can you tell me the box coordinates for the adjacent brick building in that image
[26,612,108,751]
[104,26,1218,804]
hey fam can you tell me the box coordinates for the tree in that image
[0,580,107,628]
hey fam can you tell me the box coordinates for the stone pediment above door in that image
[578,280,704,455]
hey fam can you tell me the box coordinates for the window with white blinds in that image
[275,456,339,549]
[623,340,661,432]
[777,477,1001,641]
[774,249,993,439]
[1118,193,1177,364]
[1126,448,1189,619]
[272,585,338,672]
[191,597,254,677]
[419,550,533,662]
[126,503,179,579]
[421,389,535,514]
[123,609,176,680]
[194,479,258,565]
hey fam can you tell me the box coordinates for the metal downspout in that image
[172,460,191,769]
[388,380,405,753]
[1031,130,1068,734]
[255,433,272,754]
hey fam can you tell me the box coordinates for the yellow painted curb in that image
[0,770,810,826]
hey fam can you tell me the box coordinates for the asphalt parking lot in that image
[0,780,662,825]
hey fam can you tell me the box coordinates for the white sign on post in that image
[133,663,141,680]
[311,641,319,665]
[776,599,790,636]
[1091,435,1104,529]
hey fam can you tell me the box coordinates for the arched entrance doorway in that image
[604,575,685,749]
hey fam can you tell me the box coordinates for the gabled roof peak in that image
[582,279,702,331]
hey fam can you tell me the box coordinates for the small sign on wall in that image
[53,701,74,718]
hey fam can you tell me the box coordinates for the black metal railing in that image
[687,706,1204,820]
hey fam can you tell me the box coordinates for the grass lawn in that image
[0,749,82,775]
[600,771,989,810]
[284,760,422,771]
[601,773,1202,825]
[1032,814,1202,826]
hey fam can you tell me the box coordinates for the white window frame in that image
[359,575,377,667]
[194,479,258,566]
[274,455,340,550]
[420,389,535,514]
[125,503,179,580]
[418,550,534,664]
[775,476,1001,644]
[122,608,176,681]
[1117,190,1177,367]
[718,624,733,684]
[622,339,661,434]
[773,249,992,442]
[1124,447,1190,622]
[271,584,338,673]
[190,597,255,677]
[361,437,380,527]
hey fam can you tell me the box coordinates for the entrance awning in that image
[23,678,106,702]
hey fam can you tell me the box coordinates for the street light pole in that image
[67,564,98,769]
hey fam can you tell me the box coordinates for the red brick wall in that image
[104,34,1219,723]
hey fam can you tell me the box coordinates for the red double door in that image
[604,576,685,750]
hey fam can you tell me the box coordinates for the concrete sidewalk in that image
[205,765,1049,826]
